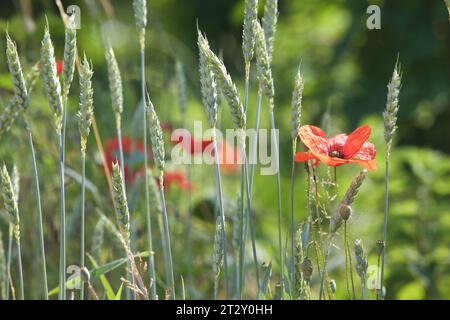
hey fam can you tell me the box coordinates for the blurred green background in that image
[0,0,449,299]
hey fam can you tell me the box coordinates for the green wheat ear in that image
[290,65,304,141]
[62,17,77,99]
[0,165,20,241]
[5,33,28,113]
[198,29,246,136]
[41,23,63,134]
[254,20,275,110]
[112,162,131,242]
[197,30,218,129]
[145,94,165,173]
[77,54,94,157]
[242,0,259,66]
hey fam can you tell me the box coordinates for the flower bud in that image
[339,204,352,221]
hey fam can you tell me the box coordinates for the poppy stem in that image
[213,137,229,299]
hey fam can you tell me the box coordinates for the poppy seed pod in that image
[339,204,352,221]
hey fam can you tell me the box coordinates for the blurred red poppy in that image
[215,140,241,173]
[158,170,192,191]
[295,125,377,171]
[56,59,63,74]
[176,133,213,154]
[104,136,147,183]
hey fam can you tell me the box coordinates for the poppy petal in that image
[294,152,313,162]
[354,141,376,161]
[343,125,371,158]
[298,125,329,157]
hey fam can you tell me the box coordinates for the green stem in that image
[346,230,356,299]
[213,138,229,299]
[238,168,245,299]
[16,239,24,300]
[344,222,351,299]
[269,111,284,299]
[58,129,66,300]
[80,155,86,300]
[160,180,175,299]
[242,151,260,298]
[249,91,262,194]
[141,44,157,300]
[27,129,48,299]
[380,155,390,299]
[5,224,12,300]
[289,140,296,298]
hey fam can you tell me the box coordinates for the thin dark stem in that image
[27,129,48,299]
[160,181,175,299]
[380,156,389,300]
[141,45,157,300]
[213,138,229,299]
[80,155,86,300]
[270,111,284,299]
[16,240,24,300]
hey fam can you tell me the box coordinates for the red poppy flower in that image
[104,136,147,183]
[215,140,241,173]
[176,133,214,155]
[158,170,192,191]
[294,125,377,171]
[56,60,63,74]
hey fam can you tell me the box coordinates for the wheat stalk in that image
[61,16,77,100]
[77,54,94,300]
[254,20,274,111]
[105,45,126,180]
[133,0,147,48]
[262,0,278,62]
[145,94,176,299]
[354,239,368,299]
[380,61,402,299]
[0,62,40,135]
[289,64,304,298]
[242,0,259,68]
[6,33,48,299]
[41,23,63,133]
[213,216,225,299]
[198,30,246,135]
[0,164,23,299]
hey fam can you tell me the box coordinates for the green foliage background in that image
[0,0,449,299]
